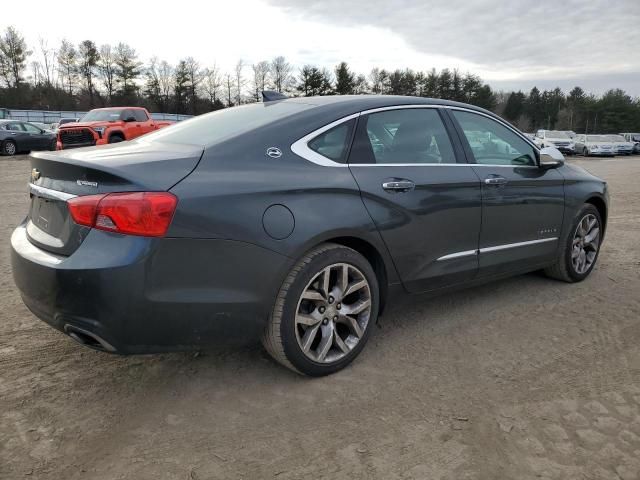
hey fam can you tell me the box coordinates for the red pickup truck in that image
[57,107,173,150]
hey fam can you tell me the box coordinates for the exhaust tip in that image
[64,325,116,353]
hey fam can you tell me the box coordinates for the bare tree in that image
[57,39,77,96]
[234,59,245,105]
[184,57,203,114]
[38,38,56,87]
[270,56,292,93]
[224,73,234,106]
[251,60,270,101]
[78,40,100,106]
[201,64,222,107]
[98,44,116,104]
[158,60,174,111]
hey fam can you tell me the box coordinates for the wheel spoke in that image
[301,290,324,302]
[296,312,321,326]
[333,331,350,354]
[300,324,320,352]
[339,265,349,296]
[584,228,599,246]
[320,267,331,298]
[344,279,367,297]
[340,314,364,338]
[344,298,371,316]
[316,327,333,361]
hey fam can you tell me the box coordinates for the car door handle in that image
[484,176,508,186]
[382,179,415,193]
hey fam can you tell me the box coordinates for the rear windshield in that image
[81,109,125,122]
[139,102,314,147]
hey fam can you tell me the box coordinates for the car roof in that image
[277,94,494,114]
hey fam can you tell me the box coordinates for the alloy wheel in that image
[572,213,600,275]
[295,262,371,364]
[5,142,16,155]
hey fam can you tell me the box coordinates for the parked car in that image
[619,133,640,153]
[574,134,616,156]
[534,130,575,155]
[605,135,634,155]
[0,120,57,155]
[57,107,173,150]
[58,118,79,126]
[11,95,608,376]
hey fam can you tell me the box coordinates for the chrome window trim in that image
[436,237,558,261]
[290,113,360,167]
[29,183,77,201]
[290,103,541,168]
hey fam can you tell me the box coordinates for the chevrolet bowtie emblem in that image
[31,168,41,182]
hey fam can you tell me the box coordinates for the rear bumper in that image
[11,224,291,353]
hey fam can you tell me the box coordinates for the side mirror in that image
[124,116,136,122]
[539,146,565,169]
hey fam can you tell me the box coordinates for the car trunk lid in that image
[26,140,203,255]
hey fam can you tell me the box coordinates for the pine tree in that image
[334,62,355,95]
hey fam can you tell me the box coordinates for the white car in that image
[535,130,575,155]
[619,133,640,154]
[606,135,634,155]
[574,134,616,157]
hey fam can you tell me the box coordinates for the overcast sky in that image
[6,0,640,95]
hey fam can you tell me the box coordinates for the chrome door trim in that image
[436,249,478,261]
[436,237,558,261]
[29,183,77,201]
[479,237,558,253]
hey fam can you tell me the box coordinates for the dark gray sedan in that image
[0,120,57,155]
[11,95,608,376]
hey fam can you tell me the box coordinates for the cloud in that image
[267,0,640,93]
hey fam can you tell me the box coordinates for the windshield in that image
[545,130,569,138]
[140,101,314,147]
[587,135,610,142]
[631,134,640,142]
[607,135,625,142]
[81,109,125,122]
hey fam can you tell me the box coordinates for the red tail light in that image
[67,192,177,237]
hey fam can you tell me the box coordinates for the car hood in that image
[60,121,122,130]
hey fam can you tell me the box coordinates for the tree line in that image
[1,25,639,133]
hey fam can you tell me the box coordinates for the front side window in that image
[452,110,537,166]
[133,109,148,122]
[349,108,456,164]
[23,123,42,133]
[308,120,354,163]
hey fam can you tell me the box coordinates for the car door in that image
[447,108,565,277]
[347,106,482,293]
[4,122,30,150]
[22,122,50,150]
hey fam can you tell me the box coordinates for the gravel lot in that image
[1,154,639,479]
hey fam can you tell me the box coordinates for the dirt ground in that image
[1,154,639,480]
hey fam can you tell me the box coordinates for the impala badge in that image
[31,168,41,182]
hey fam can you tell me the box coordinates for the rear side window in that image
[133,109,148,122]
[349,108,456,164]
[5,122,24,131]
[308,120,355,163]
[141,102,314,147]
[452,110,537,166]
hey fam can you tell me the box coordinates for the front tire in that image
[583,147,589,157]
[108,134,124,144]
[262,243,379,376]
[544,204,603,282]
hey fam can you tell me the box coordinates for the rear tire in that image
[583,147,589,157]
[262,243,379,376]
[544,204,603,283]
[108,134,124,144]
[1,140,17,156]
